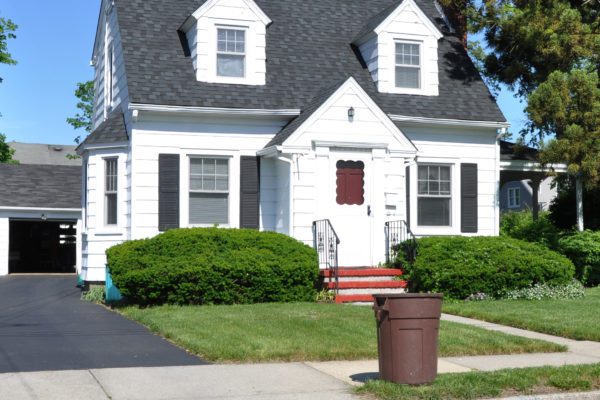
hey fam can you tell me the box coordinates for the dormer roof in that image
[181,0,271,31]
[113,0,506,123]
[353,0,443,44]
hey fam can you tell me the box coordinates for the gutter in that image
[390,114,510,129]
[129,103,301,118]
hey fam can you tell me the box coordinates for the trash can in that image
[373,293,443,385]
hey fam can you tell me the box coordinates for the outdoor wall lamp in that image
[348,107,355,120]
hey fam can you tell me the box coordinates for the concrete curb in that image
[496,390,600,399]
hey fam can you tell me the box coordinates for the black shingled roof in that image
[81,109,128,147]
[0,164,81,209]
[113,0,505,125]
[500,140,539,162]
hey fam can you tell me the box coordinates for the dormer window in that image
[217,28,246,78]
[395,42,420,89]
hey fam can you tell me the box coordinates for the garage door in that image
[9,220,76,274]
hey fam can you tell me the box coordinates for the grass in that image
[118,302,564,362]
[444,287,600,341]
[356,363,600,400]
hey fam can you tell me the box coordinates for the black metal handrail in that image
[385,220,418,264]
[313,219,340,294]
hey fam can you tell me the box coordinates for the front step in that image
[320,267,407,304]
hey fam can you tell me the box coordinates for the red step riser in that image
[326,280,407,289]
[321,268,402,278]
[335,294,375,303]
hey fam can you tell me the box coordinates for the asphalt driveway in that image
[0,275,207,373]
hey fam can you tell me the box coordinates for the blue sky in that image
[0,1,525,145]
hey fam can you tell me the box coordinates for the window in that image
[217,28,245,78]
[395,42,420,89]
[105,158,118,225]
[336,160,365,205]
[417,165,451,226]
[508,187,521,208]
[189,157,229,225]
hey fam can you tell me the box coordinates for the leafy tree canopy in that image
[0,133,17,164]
[66,80,94,144]
[0,16,17,83]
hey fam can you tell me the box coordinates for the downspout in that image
[277,155,294,237]
[495,128,506,236]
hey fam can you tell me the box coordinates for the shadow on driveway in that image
[0,275,207,373]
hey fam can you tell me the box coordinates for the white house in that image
[78,0,515,283]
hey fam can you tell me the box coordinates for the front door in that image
[328,151,373,267]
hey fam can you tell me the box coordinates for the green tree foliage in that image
[0,16,17,83]
[66,80,94,144]
[527,69,600,187]
[0,133,17,164]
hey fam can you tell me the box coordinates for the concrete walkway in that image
[2,313,600,399]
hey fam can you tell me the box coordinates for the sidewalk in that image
[1,314,599,399]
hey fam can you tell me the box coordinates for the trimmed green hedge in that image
[559,230,600,286]
[398,236,575,300]
[500,210,560,249]
[106,228,319,305]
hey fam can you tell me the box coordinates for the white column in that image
[0,218,9,276]
[576,175,584,231]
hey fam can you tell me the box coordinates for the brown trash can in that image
[373,293,443,385]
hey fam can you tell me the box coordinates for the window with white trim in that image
[395,42,421,89]
[508,187,521,208]
[417,165,451,226]
[189,157,229,225]
[105,158,118,225]
[217,28,245,78]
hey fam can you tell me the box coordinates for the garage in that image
[9,220,77,274]
[0,160,82,277]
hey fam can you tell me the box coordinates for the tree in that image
[66,80,94,144]
[527,69,599,230]
[0,133,17,164]
[0,16,17,83]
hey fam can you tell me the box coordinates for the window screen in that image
[189,158,229,225]
[105,158,118,225]
[395,42,421,89]
[217,28,245,78]
[417,165,451,226]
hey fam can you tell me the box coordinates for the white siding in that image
[0,218,8,276]
[92,0,130,130]
[401,124,499,237]
[129,115,286,241]
[81,149,130,282]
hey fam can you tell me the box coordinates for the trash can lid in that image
[372,293,443,299]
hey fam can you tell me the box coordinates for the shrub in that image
[106,228,319,305]
[500,210,560,249]
[399,236,575,300]
[559,230,600,286]
[502,280,585,300]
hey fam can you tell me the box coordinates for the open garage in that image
[0,163,82,277]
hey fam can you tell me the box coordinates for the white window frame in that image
[508,187,521,209]
[215,26,247,79]
[104,157,118,226]
[188,156,231,227]
[395,41,421,89]
[416,164,452,227]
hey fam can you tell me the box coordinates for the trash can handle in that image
[373,299,389,322]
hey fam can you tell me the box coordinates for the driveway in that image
[0,275,207,373]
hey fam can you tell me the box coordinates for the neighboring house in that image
[78,0,546,283]
[0,143,82,277]
[500,178,557,213]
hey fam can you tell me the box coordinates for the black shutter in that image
[158,154,180,232]
[461,163,478,233]
[240,156,260,229]
[405,165,411,228]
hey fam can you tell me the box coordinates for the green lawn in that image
[444,287,600,341]
[119,302,564,362]
[356,363,600,400]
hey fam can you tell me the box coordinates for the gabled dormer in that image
[354,0,443,96]
[180,0,271,86]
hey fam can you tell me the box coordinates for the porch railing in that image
[312,219,340,294]
[385,220,418,264]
